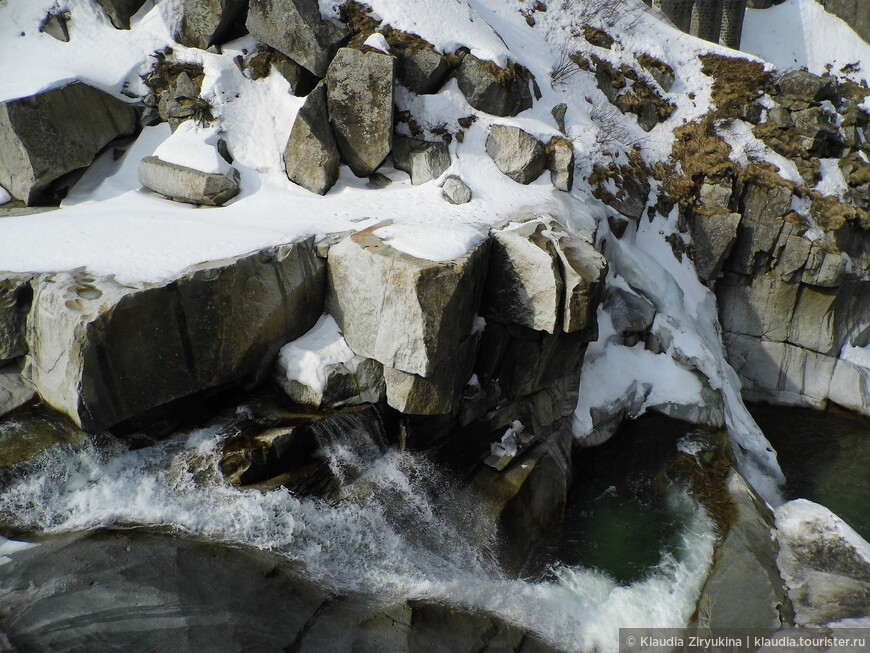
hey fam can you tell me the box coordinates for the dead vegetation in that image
[699,54,770,118]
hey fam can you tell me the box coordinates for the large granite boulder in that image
[455,54,533,117]
[775,499,870,625]
[25,240,325,431]
[0,83,137,204]
[392,135,450,185]
[326,48,395,177]
[174,0,247,50]
[138,156,241,206]
[246,0,347,77]
[283,83,340,195]
[96,0,146,30]
[326,226,488,378]
[485,125,547,184]
[483,216,606,335]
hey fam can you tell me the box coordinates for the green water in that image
[751,404,870,541]
[548,414,700,585]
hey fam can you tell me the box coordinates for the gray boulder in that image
[546,137,574,192]
[283,83,340,195]
[699,182,732,211]
[441,175,471,204]
[40,12,70,42]
[327,226,488,377]
[277,357,384,408]
[0,82,137,204]
[775,69,838,109]
[138,156,240,206]
[326,48,395,177]
[175,0,247,50]
[246,0,347,77]
[483,216,605,335]
[455,54,533,117]
[95,0,146,29]
[604,287,656,335]
[486,125,547,185]
[391,37,449,94]
[691,211,741,281]
[0,274,32,363]
[392,135,450,185]
[25,240,325,431]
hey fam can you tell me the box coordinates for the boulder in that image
[283,83,340,195]
[246,0,347,77]
[391,39,449,94]
[392,135,450,185]
[546,137,574,192]
[774,69,839,109]
[0,82,137,204]
[699,182,732,211]
[603,287,656,336]
[0,274,32,363]
[25,240,326,431]
[0,362,34,419]
[441,175,471,204]
[326,48,395,177]
[454,55,533,117]
[138,156,241,206]
[175,0,247,50]
[485,125,547,185]
[40,12,69,42]
[326,226,488,377]
[775,499,870,625]
[483,216,606,335]
[95,0,146,29]
[691,211,741,281]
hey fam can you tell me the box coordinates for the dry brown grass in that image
[699,53,770,119]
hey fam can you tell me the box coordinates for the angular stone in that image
[692,211,741,280]
[551,227,607,334]
[604,287,656,335]
[485,125,546,185]
[392,135,450,185]
[175,0,247,50]
[0,82,137,204]
[96,0,146,29]
[776,499,870,626]
[246,0,347,77]
[25,240,326,430]
[138,156,240,206]
[40,13,69,42]
[441,175,471,204]
[326,48,395,177]
[775,69,839,107]
[391,39,449,94]
[546,137,574,192]
[454,54,533,117]
[699,182,732,211]
[0,274,32,363]
[283,83,340,195]
[326,226,488,377]
[0,362,35,419]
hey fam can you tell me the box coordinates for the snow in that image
[776,498,870,570]
[742,0,870,87]
[0,186,10,205]
[841,343,870,369]
[362,33,390,53]
[816,158,849,198]
[491,420,525,458]
[153,122,232,176]
[0,535,37,566]
[275,314,359,394]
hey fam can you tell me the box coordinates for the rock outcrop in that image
[25,240,325,431]
[0,83,137,204]
[283,83,340,195]
[326,48,395,177]
[137,156,241,206]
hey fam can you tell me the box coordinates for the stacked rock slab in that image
[0,82,137,204]
[25,240,325,431]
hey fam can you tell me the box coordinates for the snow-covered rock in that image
[0,82,137,204]
[137,156,240,206]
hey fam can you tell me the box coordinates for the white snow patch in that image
[491,420,525,458]
[0,186,11,205]
[363,33,391,53]
[776,498,870,568]
[153,122,232,175]
[0,535,38,566]
[816,158,849,198]
[275,314,359,394]
[841,343,870,370]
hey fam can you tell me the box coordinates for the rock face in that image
[25,240,325,431]
[392,135,450,185]
[818,0,870,44]
[283,83,340,195]
[485,125,547,185]
[0,362,34,418]
[775,499,870,625]
[246,0,347,77]
[96,0,146,30]
[137,156,241,206]
[0,83,137,204]
[326,48,395,177]
[455,55,533,117]
[0,275,32,363]
[175,0,247,50]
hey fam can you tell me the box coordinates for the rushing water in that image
[751,404,870,541]
[0,407,717,652]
